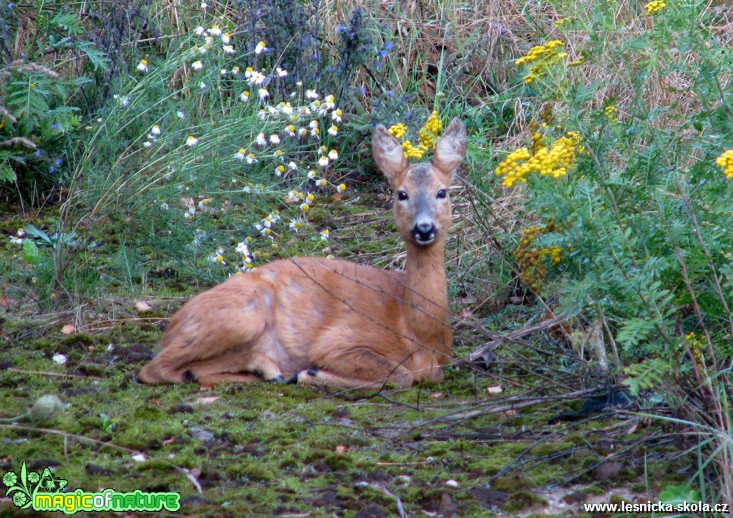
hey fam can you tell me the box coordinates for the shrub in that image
[489,0,732,504]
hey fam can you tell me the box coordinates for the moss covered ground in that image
[0,194,690,517]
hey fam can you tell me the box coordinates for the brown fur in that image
[139,118,467,388]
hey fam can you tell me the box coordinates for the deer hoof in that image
[267,374,287,383]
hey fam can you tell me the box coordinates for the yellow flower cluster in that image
[530,130,545,155]
[514,221,563,292]
[388,123,407,140]
[604,105,618,122]
[495,148,532,187]
[685,332,705,370]
[715,150,733,179]
[387,111,443,160]
[495,131,582,187]
[401,141,430,159]
[644,0,666,14]
[515,40,566,84]
[418,110,442,149]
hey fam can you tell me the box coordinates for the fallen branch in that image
[406,386,603,428]
[0,137,37,149]
[461,313,568,364]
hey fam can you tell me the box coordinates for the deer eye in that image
[436,189,447,199]
[397,191,409,201]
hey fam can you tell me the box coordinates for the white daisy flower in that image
[289,218,305,232]
[249,71,266,85]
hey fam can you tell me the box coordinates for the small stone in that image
[189,427,215,443]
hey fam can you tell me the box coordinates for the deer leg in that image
[177,350,287,386]
[194,372,262,385]
[294,369,394,389]
[295,349,415,389]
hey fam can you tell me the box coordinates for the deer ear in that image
[432,118,466,178]
[373,125,408,184]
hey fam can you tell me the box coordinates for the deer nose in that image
[412,223,437,243]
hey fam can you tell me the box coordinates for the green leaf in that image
[23,224,53,246]
[616,317,656,349]
[74,41,111,72]
[659,483,700,505]
[22,240,40,265]
[622,358,674,396]
[51,12,84,35]
[0,161,16,184]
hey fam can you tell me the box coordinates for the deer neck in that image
[404,241,451,358]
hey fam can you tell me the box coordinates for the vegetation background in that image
[1,0,731,515]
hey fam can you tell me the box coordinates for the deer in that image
[139,118,467,389]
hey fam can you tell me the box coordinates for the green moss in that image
[226,462,275,482]
[492,475,530,492]
[58,333,97,348]
[502,490,546,513]
[609,493,629,505]
[323,453,353,471]
[0,184,695,517]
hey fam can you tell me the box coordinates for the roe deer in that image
[139,118,467,388]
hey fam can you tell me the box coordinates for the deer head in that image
[372,118,467,246]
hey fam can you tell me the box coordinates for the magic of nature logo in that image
[3,462,180,514]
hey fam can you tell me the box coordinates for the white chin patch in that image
[415,234,435,245]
